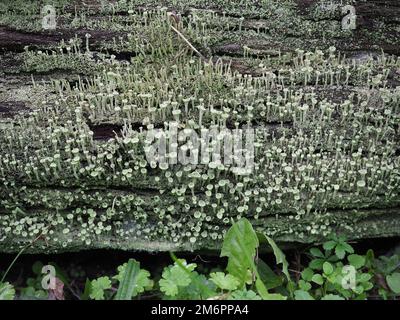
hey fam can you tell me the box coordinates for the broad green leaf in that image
[115,259,141,300]
[386,273,400,294]
[89,276,111,300]
[294,290,314,300]
[209,272,240,291]
[221,218,259,286]
[257,259,283,290]
[0,282,15,300]
[258,233,291,283]
[256,278,287,300]
[348,254,365,269]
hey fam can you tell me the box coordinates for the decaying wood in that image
[0,0,399,253]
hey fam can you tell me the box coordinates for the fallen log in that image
[0,0,399,253]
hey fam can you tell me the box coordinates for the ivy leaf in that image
[159,260,196,297]
[386,273,400,294]
[89,276,111,300]
[221,218,259,286]
[0,282,15,300]
[209,272,240,291]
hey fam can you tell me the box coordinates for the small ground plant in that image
[1,219,399,300]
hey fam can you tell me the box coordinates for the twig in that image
[170,25,205,60]
[1,232,45,283]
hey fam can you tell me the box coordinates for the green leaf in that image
[115,259,141,300]
[386,273,400,294]
[321,294,345,300]
[257,259,283,290]
[32,261,44,275]
[298,280,312,291]
[210,272,240,291]
[311,274,324,285]
[310,248,324,258]
[229,289,262,300]
[348,254,365,269]
[159,260,196,297]
[323,240,336,250]
[221,219,288,300]
[301,268,314,281]
[258,233,291,283]
[255,278,287,300]
[341,242,354,254]
[294,290,314,300]
[221,218,259,286]
[80,278,91,300]
[309,258,324,270]
[173,273,216,300]
[335,245,346,259]
[89,276,111,300]
[0,282,15,300]
[114,261,151,297]
[358,273,372,283]
[323,262,334,275]
[365,249,375,269]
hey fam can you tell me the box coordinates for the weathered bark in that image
[0,0,399,253]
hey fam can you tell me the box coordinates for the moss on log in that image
[0,0,399,253]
